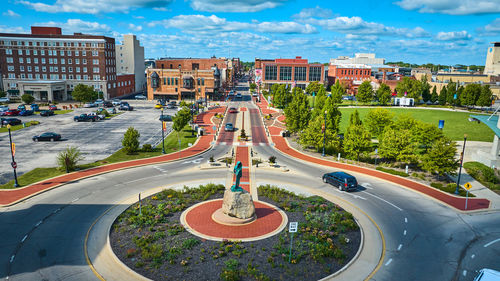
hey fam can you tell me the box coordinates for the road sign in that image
[11,142,15,156]
[464,182,472,190]
[289,222,298,233]
[11,162,17,169]
[162,122,167,132]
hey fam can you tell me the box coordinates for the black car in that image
[33,132,62,142]
[1,117,22,126]
[119,103,133,111]
[40,110,54,116]
[322,171,358,191]
[159,115,173,122]
[103,101,113,108]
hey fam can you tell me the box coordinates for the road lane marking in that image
[153,166,167,173]
[484,238,500,247]
[361,183,373,189]
[9,255,14,263]
[471,254,475,259]
[385,258,392,266]
[21,235,27,243]
[363,191,403,211]
[53,208,61,213]
[463,270,467,276]
[405,217,408,223]
[403,230,407,236]
[71,198,79,203]
[397,244,402,251]
[35,220,42,227]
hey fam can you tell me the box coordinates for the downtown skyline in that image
[2,0,500,65]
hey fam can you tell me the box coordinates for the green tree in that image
[420,75,431,102]
[299,115,340,153]
[71,84,98,103]
[460,83,481,107]
[21,94,35,105]
[438,86,447,106]
[322,96,342,133]
[349,109,362,126]
[446,81,458,105]
[305,81,321,95]
[379,128,418,164]
[330,80,345,104]
[376,83,392,106]
[430,86,438,103]
[57,146,84,172]
[477,85,493,107]
[172,106,192,148]
[396,77,421,100]
[356,81,374,103]
[0,90,6,98]
[272,84,292,109]
[284,88,311,133]
[343,110,372,160]
[412,121,444,154]
[122,127,141,154]
[364,108,394,138]
[420,137,459,176]
[249,83,257,90]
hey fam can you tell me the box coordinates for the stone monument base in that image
[212,208,256,225]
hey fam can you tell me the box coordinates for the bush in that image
[21,94,35,105]
[57,146,84,172]
[268,156,276,164]
[122,127,140,154]
[240,129,247,139]
[376,166,409,177]
[464,161,500,191]
[142,144,153,152]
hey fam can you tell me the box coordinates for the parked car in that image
[30,104,39,111]
[95,99,104,106]
[17,105,26,111]
[83,102,96,108]
[2,109,20,116]
[135,94,147,100]
[236,93,242,98]
[225,122,234,131]
[473,268,500,281]
[40,110,54,116]
[19,110,34,116]
[166,104,176,109]
[1,117,22,126]
[252,92,258,97]
[0,97,10,103]
[0,105,8,112]
[229,107,238,113]
[48,105,58,111]
[119,103,133,111]
[112,99,121,106]
[103,101,113,108]
[169,101,177,105]
[74,113,98,122]
[322,171,358,191]
[159,115,173,122]
[88,112,105,120]
[228,91,234,96]
[154,104,163,109]
[32,132,62,142]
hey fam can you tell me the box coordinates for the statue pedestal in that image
[212,189,256,225]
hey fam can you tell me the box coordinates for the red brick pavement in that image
[277,115,286,123]
[0,108,225,206]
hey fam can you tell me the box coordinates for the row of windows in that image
[5,49,100,56]
[339,69,370,76]
[2,40,111,49]
[8,65,101,73]
[164,77,179,86]
[9,73,101,80]
[264,65,322,81]
[7,57,100,65]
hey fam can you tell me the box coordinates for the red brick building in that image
[328,63,372,94]
[116,74,135,97]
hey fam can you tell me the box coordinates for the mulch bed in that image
[110,184,361,281]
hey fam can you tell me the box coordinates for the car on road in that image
[32,132,62,142]
[17,105,26,111]
[1,117,22,126]
[83,102,97,108]
[473,268,500,281]
[74,113,98,122]
[166,104,176,109]
[19,110,34,116]
[236,93,242,98]
[119,103,133,111]
[0,105,9,112]
[40,110,54,116]
[1,109,20,116]
[252,92,258,97]
[48,105,58,111]
[112,99,122,106]
[30,104,39,111]
[229,107,238,113]
[155,104,163,109]
[103,101,113,108]
[225,122,234,131]
[322,171,358,191]
[0,97,10,103]
[88,112,105,120]
[159,115,173,122]
[135,94,147,100]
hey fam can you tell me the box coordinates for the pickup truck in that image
[74,114,98,122]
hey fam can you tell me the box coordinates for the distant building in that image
[330,53,385,66]
[327,63,371,94]
[116,34,145,93]
[484,42,500,76]
[256,56,325,90]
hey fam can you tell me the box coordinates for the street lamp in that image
[455,134,467,195]
[161,107,165,154]
[6,124,19,187]
[322,110,327,157]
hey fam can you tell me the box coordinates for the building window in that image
[61,58,65,64]
[163,78,167,85]
[33,50,37,55]
[67,50,72,56]
[201,78,205,86]
[42,66,47,72]
[82,51,86,56]
[6,57,13,63]
[54,58,58,64]
[20,74,26,79]
[41,58,46,64]
[20,66,25,71]
[27,66,32,72]
[83,67,87,73]
[69,67,73,72]
[294,67,306,81]
[175,78,178,85]
[62,74,66,79]
[28,74,33,79]
[75,50,79,56]
[93,67,99,73]
[167,77,170,85]
[76,67,80,73]
[36,74,40,79]
[8,73,15,78]
[279,66,292,81]
[50,66,54,72]
[18,49,22,55]
[7,65,14,71]
[84,75,88,80]
[76,75,81,80]
[19,57,24,63]
[62,66,66,72]
[265,65,277,80]
[26,58,31,64]
[92,51,98,56]
[35,66,39,72]
[54,66,58,72]
[93,59,98,64]
[68,58,72,64]
[75,59,80,64]
[309,66,321,81]
[49,58,53,64]
[83,59,87,64]
[5,49,12,55]
[26,50,30,55]
[41,50,45,55]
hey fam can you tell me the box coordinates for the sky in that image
[2,0,500,65]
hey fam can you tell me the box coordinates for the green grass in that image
[464,161,500,192]
[0,121,40,133]
[0,125,196,189]
[430,182,474,197]
[53,110,73,115]
[337,107,493,142]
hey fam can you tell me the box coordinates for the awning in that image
[470,114,500,138]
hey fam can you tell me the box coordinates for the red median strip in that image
[0,108,225,206]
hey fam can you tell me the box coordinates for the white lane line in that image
[9,255,15,263]
[405,217,408,223]
[484,238,500,248]
[471,254,475,259]
[385,258,393,266]
[363,191,403,211]
[35,220,42,227]
[397,244,402,251]
[463,270,467,277]
[362,183,373,189]
[53,208,61,213]
[153,166,167,173]
[71,198,79,203]
[403,230,407,236]
[332,188,366,200]
[21,235,27,242]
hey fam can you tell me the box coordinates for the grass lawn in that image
[0,121,40,133]
[0,125,196,189]
[337,107,493,142]
[53,109,73,115]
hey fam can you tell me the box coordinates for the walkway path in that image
[0,106,226,207]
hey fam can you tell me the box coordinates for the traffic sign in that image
[162,122,167,132]
[464,182,472,190]
[11,142,15,156]
[11,162,17,169]
[289,222,298,233]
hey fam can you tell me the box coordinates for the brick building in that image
[116,74,135,97]
[0,26,137,101]
[255,56,324,90]
[327,63,372,94]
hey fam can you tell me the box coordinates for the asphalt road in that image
[0,100,175,184]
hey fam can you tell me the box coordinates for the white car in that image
[112,99,121,106]
[0,97,9,103]
[83,102,96,108]
[135,94,147,100]
[0,105,9,112]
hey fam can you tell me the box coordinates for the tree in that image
[0,90,6,98]
[364,108,394,138]
[330,80,345,104]
[460,83,481,107]
[376,83,392,106]
[412,121,444,154]
[395,77,421,101]
[284,88,311,133]
[356,81,374,103]
[122,127,141,154]
[299,115,341,153]
[322,96,342,133]
[430,86,438,103]
[57,146,84,172]
[172,106,191,148]
[420,137,459,176]
[305,81,321,95]
[249,83,257,90]
[379,128,418,164]
[477,85,493,107]
[272,84,292,109]
[420,75,431,102]
[446,81,458,105]
[21,94,35,105]
[438,86,447,106]
[343,110,372,160]
[71,84,98,103]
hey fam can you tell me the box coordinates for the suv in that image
[322,171,358,191]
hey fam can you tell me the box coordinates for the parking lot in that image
[0,100,177,184]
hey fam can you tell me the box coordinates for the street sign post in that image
[288,222,298,263]
[12,143,15,156]
[11,162,17,169]
[463,182,472,210]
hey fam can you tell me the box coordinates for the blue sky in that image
[2,0,500,65]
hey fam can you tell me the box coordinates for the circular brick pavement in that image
[181,199,287,242]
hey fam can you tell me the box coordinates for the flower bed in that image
[110,184,361,281]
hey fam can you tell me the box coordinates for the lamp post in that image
[455,134,467,195]
[322,110,327,157]
[161,107,165,154]
[7,124,19,187]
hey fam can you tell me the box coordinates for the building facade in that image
[116,34,145,93]
[257,56,324,89]
[485,42,500,76]
[330,53,385,66]
[327,63,372,91]
[0,26,121,101]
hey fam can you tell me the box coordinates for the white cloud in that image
[128,23,143,32]
[394,0,500,15]
[19,0,172,14]
[153,7,169,11]
[133,15,145,19]
[35,19,112,35]
[293,6,333,19]
[0,25,28,33]
[149,14,316,34]
[190,0,287,12]
[477,19,500,36]
[3,10,20,17]
[436,30,471,41]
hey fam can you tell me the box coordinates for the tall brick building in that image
[327,63,372,94]
[0,26,136,101]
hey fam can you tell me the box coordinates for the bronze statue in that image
[231,161,244,192]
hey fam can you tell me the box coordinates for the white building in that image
[116,34,145,93]
[485,42,500,76]
[330,53,385,66]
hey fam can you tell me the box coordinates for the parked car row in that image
[1,117,22,126]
